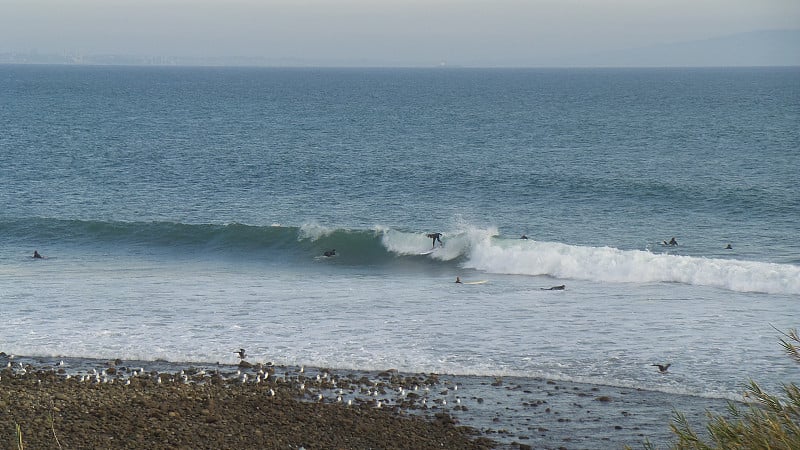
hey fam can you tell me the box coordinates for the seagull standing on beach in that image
[652,363,671,373]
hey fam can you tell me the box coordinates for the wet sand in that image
[0,355,730,449]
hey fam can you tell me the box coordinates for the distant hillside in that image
[574,29,800,67]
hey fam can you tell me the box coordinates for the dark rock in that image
[238,360,253,369]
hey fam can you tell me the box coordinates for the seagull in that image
[652,363,671,373]
[235,348,246,360]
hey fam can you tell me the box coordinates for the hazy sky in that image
[2,0,798,66]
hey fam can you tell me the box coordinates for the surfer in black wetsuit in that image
[426,233,443,248]
[33,250,43,259]
[323,249,336,257]
[662,237,678,246]
[541,285,565,290]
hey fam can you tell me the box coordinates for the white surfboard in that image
[419,244,444,256]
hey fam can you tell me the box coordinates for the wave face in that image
[6,218,798,295]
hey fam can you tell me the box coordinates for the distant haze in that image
[2,0,799,67]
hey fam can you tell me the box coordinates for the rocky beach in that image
[0,358,493,449]
[0,354,733,449]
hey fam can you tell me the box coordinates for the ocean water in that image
[1,65,799,427]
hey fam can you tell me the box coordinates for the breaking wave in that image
[6,218,798,295]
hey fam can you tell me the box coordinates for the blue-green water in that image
[1,65,799,445]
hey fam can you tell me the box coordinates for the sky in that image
[1,0,799,66]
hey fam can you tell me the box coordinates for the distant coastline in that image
[2,29,798,68]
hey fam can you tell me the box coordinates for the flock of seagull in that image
[1,350,672,406]
[0,351,469,412]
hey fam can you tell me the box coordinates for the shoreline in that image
[1,354,731,449]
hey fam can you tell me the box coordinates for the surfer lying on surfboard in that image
[455,277,488,285]
[541,285,565,290]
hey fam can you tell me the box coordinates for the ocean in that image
[1,64,799,447]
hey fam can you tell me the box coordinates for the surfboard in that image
[463,280,488,285]
[419,244,444,256]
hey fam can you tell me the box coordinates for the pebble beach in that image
[0,354,733,449]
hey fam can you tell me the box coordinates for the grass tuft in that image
[14,422,24,450]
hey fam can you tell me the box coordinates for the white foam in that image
[380,229,440,255]
[380,225,498,260]
[464,239,800,295]
[298,222,336,241]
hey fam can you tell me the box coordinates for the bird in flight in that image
[652,363,670,373]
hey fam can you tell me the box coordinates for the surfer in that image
[520,235,528,240]
[725,243,733,249]
[455,277,462,284]
[33,250,43,259]
[541,285,565,290]
[323,249,336,257]
[235,348,247,360]
[426,233,443,248]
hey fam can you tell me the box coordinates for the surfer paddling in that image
[541,285,565,290]
[426,233,443,248]
[33,250,43,259]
